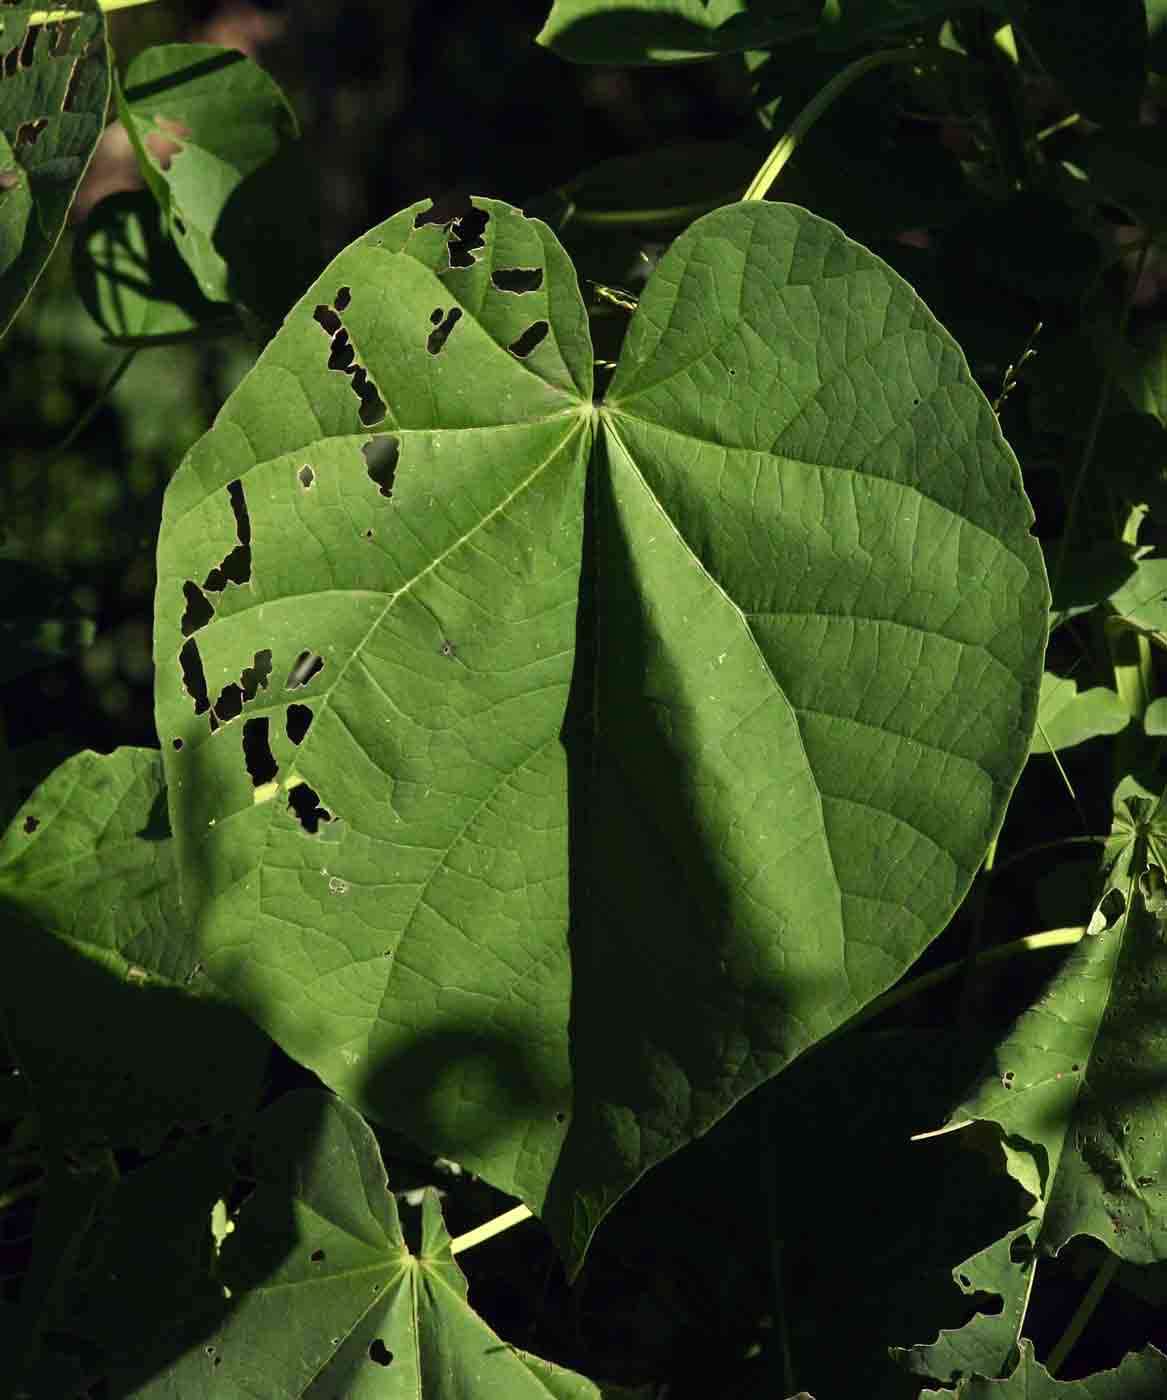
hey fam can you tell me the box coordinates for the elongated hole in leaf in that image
[179,637,210,714]
[180,581,214,636]
[214,683,243,723]
[239,649,272,703]
[313,305,341,336]
[14,119,47,148]
[298,464,314,489]
[23,816,38,834]
[328,327,355,372]
[286,650,324,689]
[429,308,443,325]
[426,307,462,354]
[509,321,549,358]
[335,286,351,311]
[288,783,331,834]
[19,26,37,68]
[491,267,543,294]
[352,366,387,426]
[368,1340,393,1367]
[203,481,252,589]
[362,435,399,498]
[286,703,313,745]
[242,717,277,786]
[414,191,473,228]
[447,207,489,268]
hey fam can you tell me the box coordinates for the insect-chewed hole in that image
[328,327,356,373]
[288,783,331,834]
[286,703,314,745]
[203,480,252,591]
[414,190,473,228]
[362,435,399,498]
[368,1339,393,1367]
[313,304,341,336]
[334,286,352,312]
[23,815,39,835]
[310,1248,325,1263]
[242,717,278,786]
[214,683,244,724]
[426,307,462,355]
[491,266,543,294]
[172,737,184,751]
[179,637,210,715]
[298,464,315,489]
[239,649,273,703]
[181,581,214,637]
[447,207,489,268]
[509,321,549,358]
[286,650,324,690]
[429,308,443,326]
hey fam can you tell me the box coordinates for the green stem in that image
[449,1203,532,1256]
[46,348,138,460]
[0,1174,44,1212]
[1046,1251,1119,1376]
[829,926,1083,1044]
[31,0,158,18]
[993,833,1108,875]
[743,46,967,203]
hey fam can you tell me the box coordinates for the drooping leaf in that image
[1031,672,1130,754]
[536,0,821,63]
[74,189,236,345]
[154,196,1048,1271]
[0,1,110,337]
[118,44,298,305]
[0,748,269,1152]
[920,1338,1167,1397]
[932,784,1167,1267]
[1008,0,1147,127]
[106,1090,638,1398]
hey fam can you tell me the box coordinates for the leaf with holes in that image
[927,782,1167,1272]
[155,196,1048,1273]
[920,1338,1167,1397]
[0,748,269,1152]
[118,44,298,305]
[0,1,110,337]
[108,1090,644,1398]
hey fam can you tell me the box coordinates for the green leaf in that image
[0,748,269,1152]
[1109,553,1167,636]
[0,2,110,338]
[119,44,298,305]
[74,189,236,346]
[536,0,821,63]
[154,197,1048,1271]
[1031,672,1130,753]
[818,0,1005,46]
[921,1337,1167,1396]
[937,785,1167,1265]
[1145,697,1167,735]
[1009,0,1147,127]
[111,1090,629,1398]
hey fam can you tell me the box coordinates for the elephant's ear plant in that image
[23,0,1167,1393]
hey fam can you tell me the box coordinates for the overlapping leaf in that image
[155,196,1048,1270]
[536,0,820,63]
[1031,672,1129,754]
[118,44,298,305]
[921,1338,1167,1397]
[102,1091,641,1398]
[0,748,269,1151]
[933,785,1167,1269]
[0,1,110,336]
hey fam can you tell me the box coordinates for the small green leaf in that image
[0,1,110,337]
[1031,672,1130,754]
[536,0,821,63]
[1145,697,1167,735]
[0,748,269,1151]
[1110,554,1167,635]
[119,43,298,305]
[74,189,236,345]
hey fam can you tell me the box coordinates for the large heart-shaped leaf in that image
[0,1,110,337]
[155,197,1048,1269]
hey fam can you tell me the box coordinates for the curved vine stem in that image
[743,46,968,203]
[1046,1251,1119,1376]
[47,347,138,460]
[450,1202,533,1256]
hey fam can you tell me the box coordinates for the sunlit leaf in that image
[1031,672,1130,754]
[154,196,1048,1271]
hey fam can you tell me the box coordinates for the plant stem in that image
[30,0,158,19]
[742,46,966,202]
[1046,1251,1119,1376]
[993,833,1107,875]
[47,348,138,460]
[449,1203,532,1256]
[829,927,1083,1044]
[0,1174,44,1212]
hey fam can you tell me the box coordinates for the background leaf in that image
[920,1338,1167,1396]
[119,44,299,307]
[1031,672,1130,754]
[0,1,110,337]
